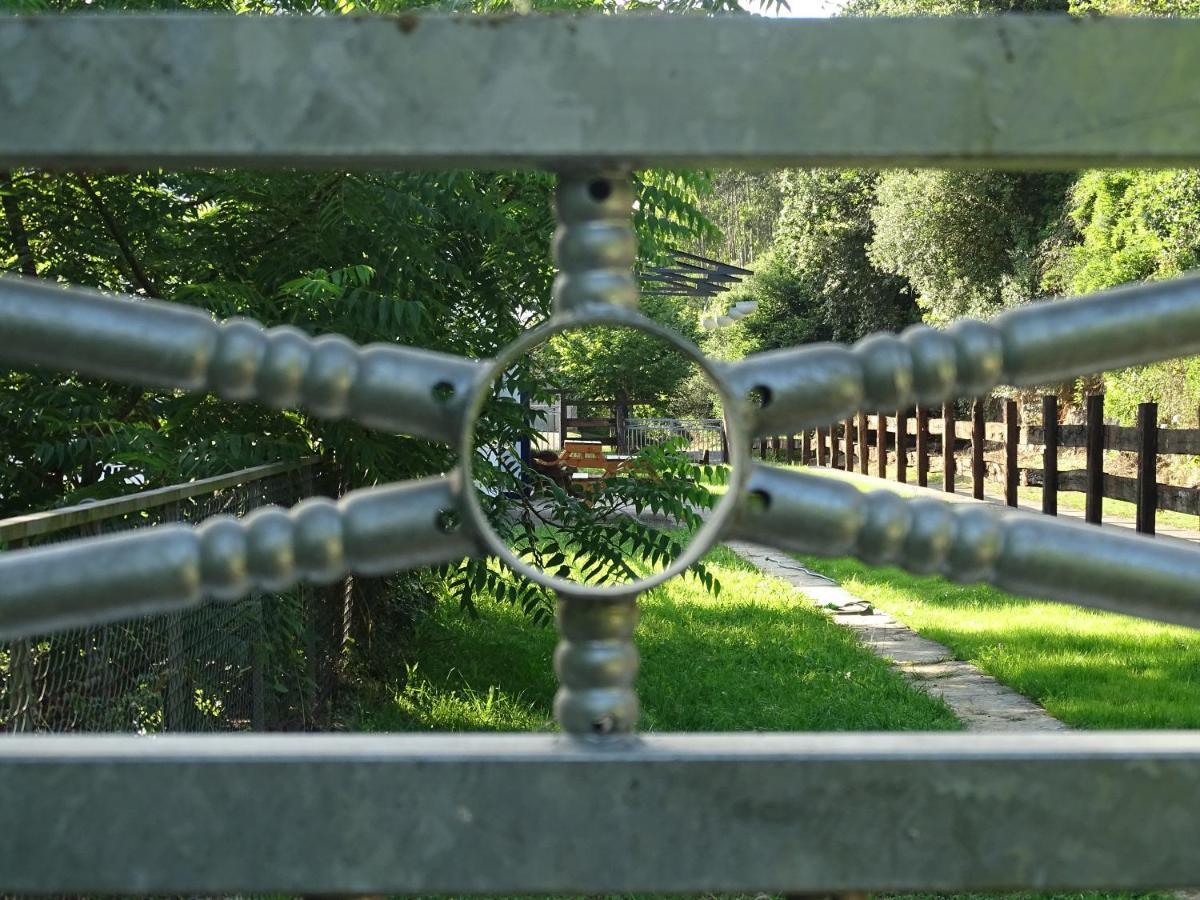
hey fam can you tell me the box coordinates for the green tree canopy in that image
[735,169,919,354]
[535,293,703,408]
[868,170,1071,323]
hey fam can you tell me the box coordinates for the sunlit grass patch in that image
[796,554,1200,729]
[352,544,958,733]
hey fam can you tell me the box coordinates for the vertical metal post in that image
[554,593,640,735]
[250,599,266,732]
[895,410,908,484]
[550,171,641,737]
[875,414,887,479]
[857,410,869,475]
[972,398,986,501]
[559,392,568,448]
[1005,398,1019,508]
[1137,401,1158,535]
[4,537,38,733]
[160,500,189,731]
[1086,393,1105,525]
[916,406,930,487]
[1042,394,1058,516]
[942,402,956,494]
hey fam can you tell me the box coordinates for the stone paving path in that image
[724,538,1068,733]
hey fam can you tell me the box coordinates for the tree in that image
[869,169,1072,323]
[0,0,739,652]
[735,169,919,354]
[537,292,705,410]
[1046,169,1200,423]
[685,171,785,267]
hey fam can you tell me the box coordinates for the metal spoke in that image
[0,274,484,443]
[732,463,1200,629]
[0,475,478,640]
[728,273,1200,435]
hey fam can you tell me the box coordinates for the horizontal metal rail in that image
[4,16,1200,169]
[2,731,1199,894]
[0,458,317,543]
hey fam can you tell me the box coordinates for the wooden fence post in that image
[857,410,869,475]
[942,401,956,493]
[759,435,767,461]
[916,406,930,487]
[802,429,811,466]
[785,433,795,464]
[1137,401,1158,535]
[1005,398,1019,508]
[971,398,985,500]
[770,435,780,460]
[1042,394,1058,516]
[895,410,907,483]
[843,417,854,471]
[816,427,827,466]
[1086,393,1105,525]
[876,414,887,479]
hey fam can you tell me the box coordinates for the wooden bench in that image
[560,440,626,476]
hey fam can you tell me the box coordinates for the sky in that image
[758,0,842,17]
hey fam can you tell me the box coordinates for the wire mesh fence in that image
[0,460,347,734]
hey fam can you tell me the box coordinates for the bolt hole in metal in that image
[431,380,456,403]
[747,489,772,513]
[435,508,462,534]
[587,178,613,202]
[459,310,748,597]
[748,385,772,408]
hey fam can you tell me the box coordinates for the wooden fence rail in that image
[752,394,1200,535]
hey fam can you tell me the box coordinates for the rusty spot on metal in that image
[397,14,419,34]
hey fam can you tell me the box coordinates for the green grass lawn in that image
[351,545,959,733]
[347,540,1175,900]
[797,554,1200,729]
[775,466,1200,729]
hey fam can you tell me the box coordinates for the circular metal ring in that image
[458,306,749,599]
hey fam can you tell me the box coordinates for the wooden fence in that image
[752,395,1200,536]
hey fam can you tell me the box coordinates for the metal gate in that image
[2,14,1200,895]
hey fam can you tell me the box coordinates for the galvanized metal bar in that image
[728,274,1200,435]
[553,591,640,735]
[0,458,317,544]
[3,731,1200,894]
[6,16,1200,169]
[0,475,479,639]
[553,172,637,314]
[733,463,1200,629]
[0,274,482,443]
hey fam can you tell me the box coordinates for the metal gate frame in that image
[2,14,1200,894]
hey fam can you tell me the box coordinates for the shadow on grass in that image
[801,555,1200,729]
